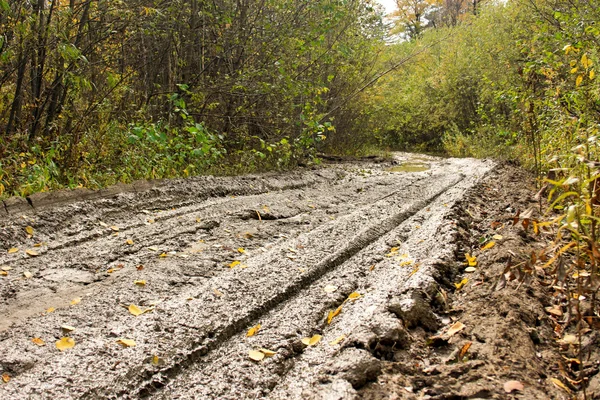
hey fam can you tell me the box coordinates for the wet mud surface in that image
[0,154,563,399]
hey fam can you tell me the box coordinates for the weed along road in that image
[0,154,494,399]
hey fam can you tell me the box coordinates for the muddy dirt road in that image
[0,154,495,399]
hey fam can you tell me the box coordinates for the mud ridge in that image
[129,176,465,398]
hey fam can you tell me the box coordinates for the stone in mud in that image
[388,290,440,331]
[322,348,381,389]
[348,312,408,360]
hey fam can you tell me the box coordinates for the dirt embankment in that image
[0,154,588,399]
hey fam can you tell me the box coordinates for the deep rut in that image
[0,154,494,399]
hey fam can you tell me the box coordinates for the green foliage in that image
[0,0,387,198]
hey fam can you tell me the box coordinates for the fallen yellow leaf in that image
[46,307,55,313]
[159,252,168,258]
[329,335,346,346]
[134,280,146,286]
[110,226,119,232]
[2,373,10,383]
[301,334,322,346]
[56,337,75,351]
[0,271,6,276]
[25,250,39,257]
[465,253,477,266]
[348,292,361,300]
[8,248,18,254]
[259,348,276,357]
[327,306,343,324]
[246,324,261,337]
[61,325,76,332]
[129,304,144,316]
[454,278,468,290]
[126,239,134,245]
[229,261,241,268]
[32,338,45,346]
[400,260,413,266]
[152,355,160,365]
[25,226,34,235]
[70,297,81,305]
[249,350,265,361]
[481,241,495,251]
[23,271,33,278]
[116,338,136,347]
[237,248,246,254]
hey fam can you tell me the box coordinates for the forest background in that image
[0,0,598,201]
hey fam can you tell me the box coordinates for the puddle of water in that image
[387,163,430,173]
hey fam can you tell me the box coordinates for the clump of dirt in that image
[359,164,580,399]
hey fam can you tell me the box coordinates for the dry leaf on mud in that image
[159,252,168,258]
[249,350,265,361]
[327,306,342,324]
[134,280,146,286]
[301,335,322,346]
[551,378,572,393]
[8,248,19,254]
[259,348,277,357]
[116,338,136,347]
[454,278,468,290]
[213,288,224,297]
[25,226,34,236]
[25,250,39,257]
[0,271,6,276]
[545,305,563,317]
[459,341,472,360]
[324,285,338,293]
[348,292,361,300]
[558,334,578,345]
[465,253,477,266]
[481,241,495,250]
[503,380,524,393]
[152,355,161,365]
[46,307,55,313]
[32,338,45,346]
[446,321,466,338]
[129,304,144,316]
[237,248,246,254]
[330,335,346,346]
[2,373,10,383]
[126,239,134,245]
[246,324,261,337]
[229,261,240,268]
[61,325,76,332]
[23,271,33,279]
[1,266,11,271]
[110,226,119,232]
[70,297,81,305]
[137,265,145,271]
[56,337,75,351]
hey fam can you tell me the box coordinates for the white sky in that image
[375,0,397,14]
